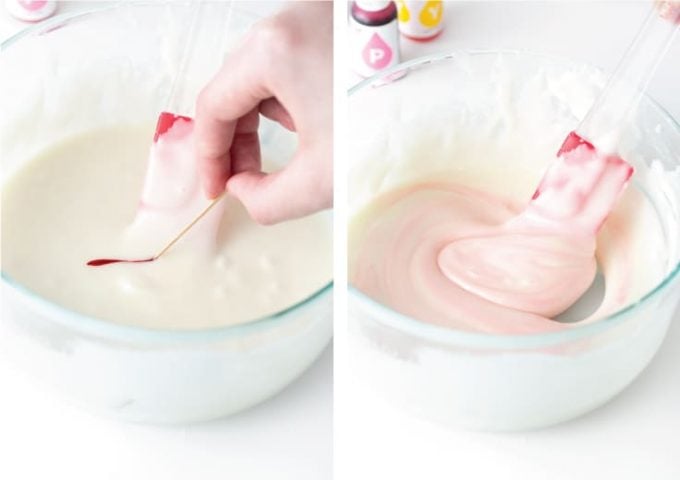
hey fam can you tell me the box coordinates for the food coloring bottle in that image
[397,1,444,41]
[350,1,401,78]
[5,0,57,22]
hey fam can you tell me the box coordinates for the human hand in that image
[656,0,680,23]
[195,1,333,225]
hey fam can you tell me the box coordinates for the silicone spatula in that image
[515,2,680,237]
[154,1,234,144]
[87,2,234,267]
[438,4,680,317]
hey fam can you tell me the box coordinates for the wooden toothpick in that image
[87,193,226,267]
[153,193,225,260]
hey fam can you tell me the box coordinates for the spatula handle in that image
[155,2,234,142]
[164,2,234,117]
[576,4,680,152]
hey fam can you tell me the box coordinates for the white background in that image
[341,2,680,480]
[1,1,680,480]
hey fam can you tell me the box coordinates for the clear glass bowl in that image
[348,51,680,431]
[0,4,332,424]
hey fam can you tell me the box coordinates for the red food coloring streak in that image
[527,130,633,233]
[87,257,155,267]
[531,131,596,200]
[153,112,192,142]
[557,131,594,156]
[555,131,633,183]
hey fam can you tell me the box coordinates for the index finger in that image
[194,43,273,199]
[657,0,680,23]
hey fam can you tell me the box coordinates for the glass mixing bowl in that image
[0,4,332,424]
[348,51,680,431]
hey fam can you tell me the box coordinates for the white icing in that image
[1,4,332,331]
[2,125,332,330]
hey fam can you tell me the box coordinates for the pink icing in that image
[351,132,634,332]
[437,230,597,318]
[351,184,568,334]
[438,132,633,318]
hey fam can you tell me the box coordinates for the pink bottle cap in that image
[5,0,57,22]
[355,1,393,12]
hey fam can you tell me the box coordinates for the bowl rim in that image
[348,49,680,349]
[0,3,333,344]
[1,2,117,50]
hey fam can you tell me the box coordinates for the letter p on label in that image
[363,33,393,69]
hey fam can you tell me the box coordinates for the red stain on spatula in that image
[153,111,192,142]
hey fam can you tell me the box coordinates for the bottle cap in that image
[5,0,57,22]
[355,1,392,12]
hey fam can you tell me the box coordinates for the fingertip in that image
[203,177,225,200]
[206,190,220,201]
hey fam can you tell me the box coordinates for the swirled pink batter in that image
[350,133,634,334]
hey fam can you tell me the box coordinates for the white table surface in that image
[0,346,332,480]
[344,2,680,480]
[0,2,331,480]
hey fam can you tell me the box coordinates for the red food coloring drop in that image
[87,257,155,267]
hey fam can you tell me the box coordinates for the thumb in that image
[227,160,329,225]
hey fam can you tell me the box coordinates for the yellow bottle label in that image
[397,0,410,23]
[419,0,443,27]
